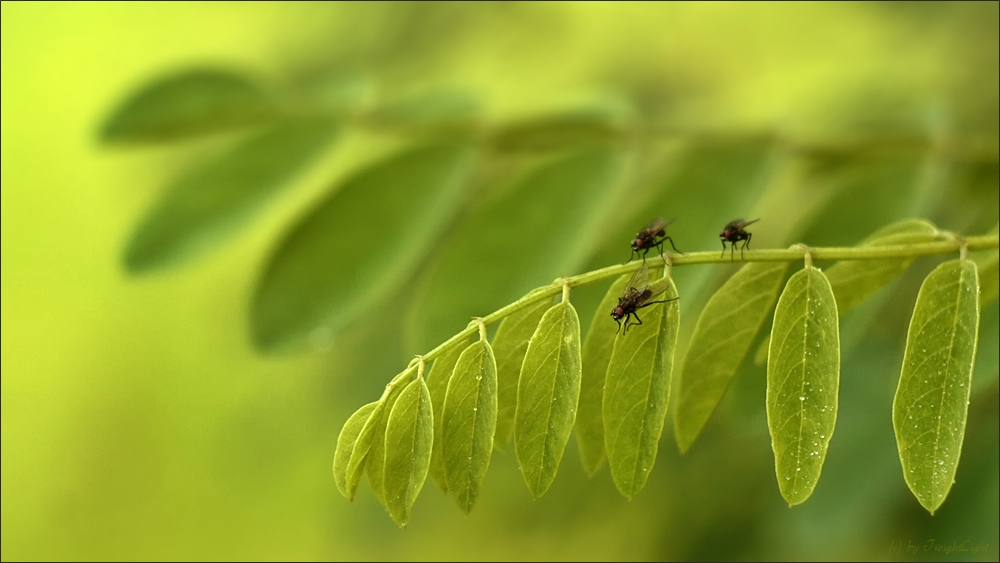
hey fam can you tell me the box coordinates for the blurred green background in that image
[2,2,997,560]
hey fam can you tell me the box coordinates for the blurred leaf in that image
[383,377,434,527]
[603,277,679,499]
[490,107,626,152]
[407,148,625,352]
[442,340,497,514]
[426,341,466,494]
[796,154,926,248]
[972,301,998,397]
[252,142,473,353]
[893,259,980,514]
[766,266,840,506]
[576,273,632,475]
[824,218,939,314]
[514,300,582,499]
[753,333,770,367]
[365,380,408,505]
[973,224,999,308]
[492,297,552,451]
[674,262,788,453]
[583,141,772,270]
[101,68,279,144]
[124,117,338,273]
[976,253,998,307]
[367,90,480,135]
[333,401,380,500]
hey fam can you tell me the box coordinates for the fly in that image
[610,264,679,334]
[719,218,759,262]
[625,217,683,264]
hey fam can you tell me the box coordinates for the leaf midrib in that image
[462,345,486,512]
[627,309,663,496]
[929,264,968,500]
[531,306,566,494]
[792,270,813,498]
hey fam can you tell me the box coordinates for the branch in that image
[413,233,998,367]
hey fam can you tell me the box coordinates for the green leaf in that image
[794,154,927,248]
[766,266,840,507]
[367,90,480,135]
[575,274,632,475]
[101,68,279,143]
[976,253,998,307]
[972,301,998,397]
[252,142,473,353]
[407,148,624,352]
[754,335,770,367]
[382,377,434,527]
[674,262,788,453]
[492,297,552,452]
[124,117,338,273]
[365,380,409,505]
[426,341,467,494]
[344,401,387,502]
[490,108,625,152]
[333,401,380,500]
[893,259,980,514]
[514,300,583,498]
[603,277,680,499]
[824,219,939,314]
[441,340,498,513]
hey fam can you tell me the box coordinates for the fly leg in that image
[631,311,644,330]
[637,297,679,309]
[720,240,727,259]
[663,236,684,255]
[741,232,752,260]
[622,248,637,265]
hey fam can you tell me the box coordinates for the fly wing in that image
[646,274,673,300]
[735,218,760,228]
[643,216,674,234]
[623,264,649,295]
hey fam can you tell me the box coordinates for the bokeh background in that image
[2,2,997,560]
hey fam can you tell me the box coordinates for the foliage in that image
[92,1,999,536]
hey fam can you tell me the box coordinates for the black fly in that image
[719,218,759,262]
[625,217,683,264]
[610,264,679,335]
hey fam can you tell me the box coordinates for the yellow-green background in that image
[2,3,997,560]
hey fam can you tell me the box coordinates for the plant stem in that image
[417,234,998,364]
